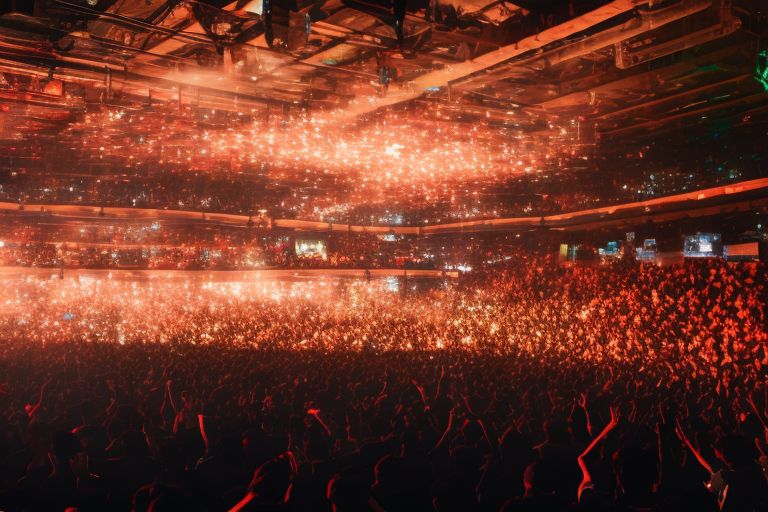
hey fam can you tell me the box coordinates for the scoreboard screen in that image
[683,233,722,258]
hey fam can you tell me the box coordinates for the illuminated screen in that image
[636,239,657,261]
[636,250,655,261]
[598,241,619,256]
[683,233,722,258]
[724,242,759,261]
[295,240,326,259]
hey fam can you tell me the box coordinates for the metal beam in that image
[323,0,650,119]
[456,0,713,89]
[595,73,751,120]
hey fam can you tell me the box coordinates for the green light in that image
[696,64,721,73]
[757,50,768,92]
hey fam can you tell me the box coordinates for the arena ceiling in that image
[0,0,765,221]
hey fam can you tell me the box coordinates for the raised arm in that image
[27,377,52,418]
[411,379,428,408]
[434,364,445,400]
[307,408,332,437]
[434,406,456,451]
[577,405,619,503]
[578,391,593,438]
[746,392,768,432]
[198,414,211,454]
[165,379,177,414]
[674,419,713,474]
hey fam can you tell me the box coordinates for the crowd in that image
[0,256,766,511]
[3,141,762,226]
[0,225,409,270]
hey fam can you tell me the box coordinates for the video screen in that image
[598,241,620,257]
[724,242,759,261]
[295,240,327,259]
[636,239,657,261]
[683,233,722,258]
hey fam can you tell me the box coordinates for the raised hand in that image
[577,405,619,503]
[675,418,713,474]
